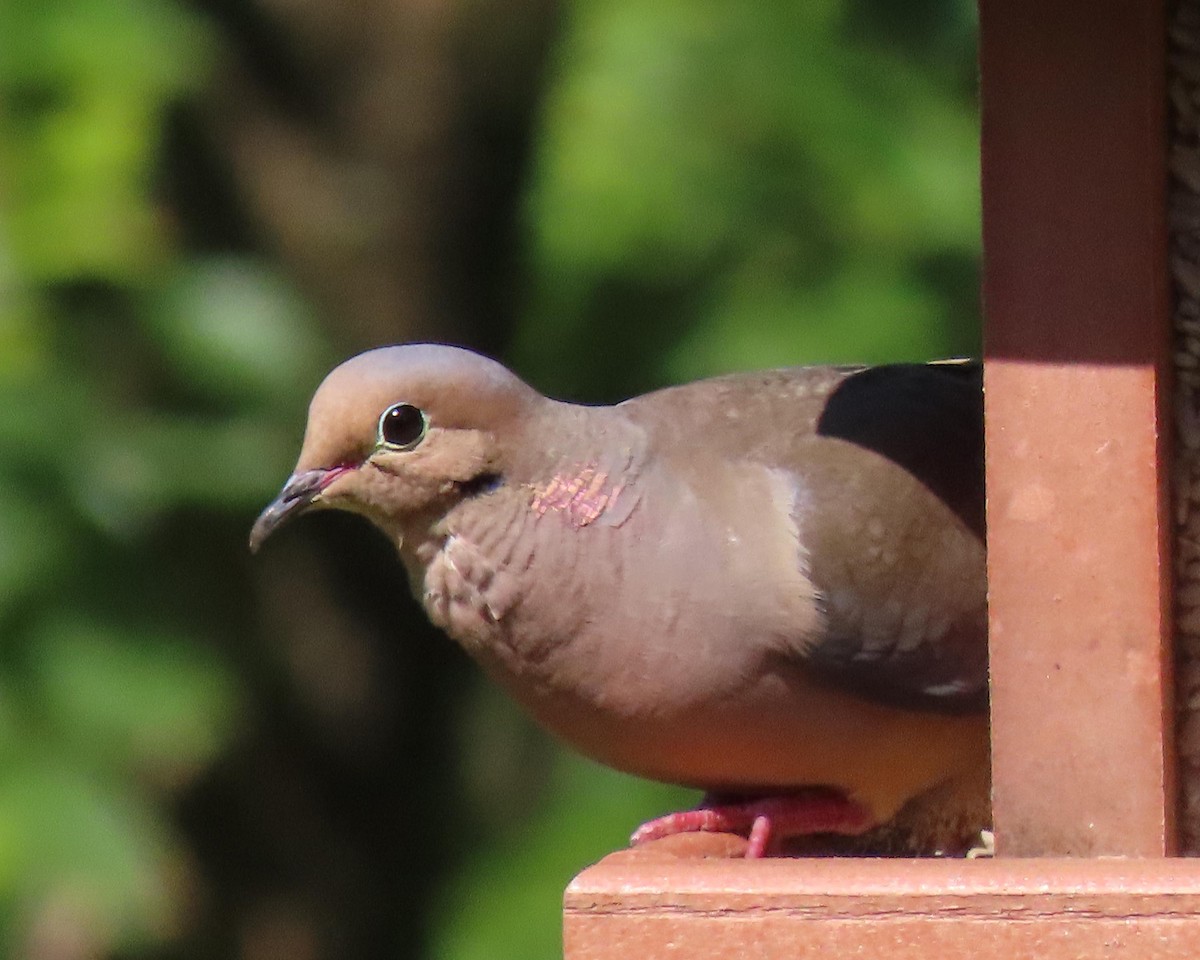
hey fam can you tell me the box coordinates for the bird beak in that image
[249,466,352,553]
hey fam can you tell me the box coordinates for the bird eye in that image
[378,403,427,450]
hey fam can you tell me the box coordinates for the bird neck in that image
[516,403,649,529]
[394,402,649,661]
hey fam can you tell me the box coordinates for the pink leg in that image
[631,790,874,858]
[746,815,773,858]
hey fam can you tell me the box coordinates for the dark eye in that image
[378,403,427,450]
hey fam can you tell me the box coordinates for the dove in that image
[251,344,989,857]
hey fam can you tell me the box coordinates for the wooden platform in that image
[566,851,1200,960]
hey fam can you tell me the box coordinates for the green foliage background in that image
[0,0,979,957]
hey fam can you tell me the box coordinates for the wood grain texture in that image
[565,855,1200,959]
[979,0,1174,855]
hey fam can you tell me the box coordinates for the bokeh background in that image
[0,0,981,957]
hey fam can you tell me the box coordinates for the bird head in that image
[250,343,541,551]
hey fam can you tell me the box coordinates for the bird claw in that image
[631,791,874,858]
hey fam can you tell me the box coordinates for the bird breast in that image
[414,465,823,726]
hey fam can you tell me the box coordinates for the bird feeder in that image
[563,0,1200,954]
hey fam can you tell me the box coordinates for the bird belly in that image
[491,650,989,825]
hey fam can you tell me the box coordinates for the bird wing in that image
[618,361,987,714]
[793,362,987,712]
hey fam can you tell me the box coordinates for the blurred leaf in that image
[146,258,332,407]
[0,486,71,609]
[668,258,957,378]
[0,1,241,954]
[69,411,306,540]
[0,751,180,955]
[434,752,691,960]
[28,616,238,783]
[0,0,211,283]
[514,0,980,398]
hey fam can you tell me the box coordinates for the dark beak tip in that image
[248,506,281,554]
[248,467,335,555]
[248,521,268,554]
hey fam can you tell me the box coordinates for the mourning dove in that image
[252,344,989,857]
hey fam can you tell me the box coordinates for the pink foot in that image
[631,790,874,858]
